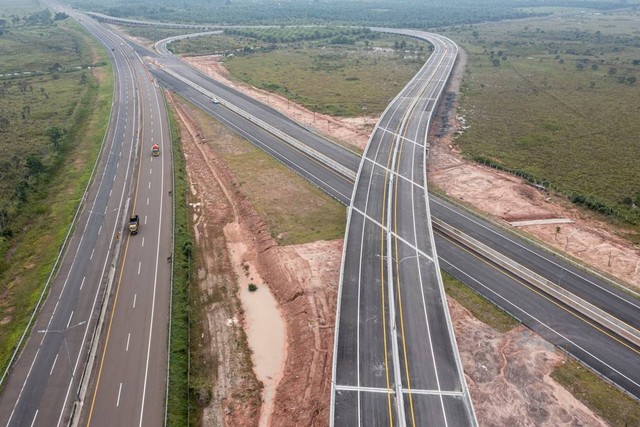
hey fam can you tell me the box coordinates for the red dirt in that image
[174,53,619,426]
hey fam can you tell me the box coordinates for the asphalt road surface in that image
[145,26,640,402]
[72,16,174,427]
[331,31,477,426]
[0,10,145,427]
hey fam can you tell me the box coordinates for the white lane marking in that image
[149,168,152,175]
[50,354,59,376]
[30,410,38,427]
[144,215,147,225]
[133,294,137,309]
[138,79,166,427]
[98,225,102,236]
[117,161,120,169]
[146,197,149,206]
[90,249,95,260]
[126,333,131,352]
[6,348,40,425]
[66,311,74,328]
[441,257,640,391]
[141,237,145,248]
[148,182,151,190]
[116,382,123,407]
[80,276,85,290]
[110,189,112,197]
[138,261,141,275]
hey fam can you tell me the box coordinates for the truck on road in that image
[129,215,139,235]
[152,144,160,156]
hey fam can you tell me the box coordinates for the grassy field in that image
[444,9,640,231]
[184,99,347,245]
[112,25,203,44]
[441,272,518,333]
[169,29,430,117]
[552,358,640,426]
[0,15,112,382]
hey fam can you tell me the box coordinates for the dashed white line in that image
[90,249,95,260]
[50,354,59,376]
[30,410,38,427]
[116,382,123,407]
[138,261,141,275]
[149,168,152,175]
[126,333,131,351]
[148,182,151,190]
[109,189,112,197]
[66,311,74,328]
[146,197,149,206]
[133,294,137,309]
[98,225,102,236]
[144,215,147,225]
[141,237,145,248]
[80,276,85,290]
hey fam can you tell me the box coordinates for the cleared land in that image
[444,9,640,231]
[0,15,112,380]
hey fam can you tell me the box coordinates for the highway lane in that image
[149,67,354,205]
[94,13,640,406]
[0,10,142,427]
[430,196,640,329]
[69,16,174,427]
[333,32,476,425]
[145,27,640,401]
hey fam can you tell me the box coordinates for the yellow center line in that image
[379,132,396,427]
[393,130,417,427]
[87,84,144,425]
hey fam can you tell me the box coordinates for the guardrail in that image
[433,217,640,348]
[161,67,357,181]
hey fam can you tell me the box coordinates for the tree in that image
[26,155,44,177]
[627,76,636,84]
[46,126,64,150]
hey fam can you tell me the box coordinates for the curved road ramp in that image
[330,30,478,426]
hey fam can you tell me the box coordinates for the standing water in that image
[226,224,286,427]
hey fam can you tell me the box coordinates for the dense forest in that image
[65,0,640,28]
[65,0,533,27]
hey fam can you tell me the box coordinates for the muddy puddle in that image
[226,223,286,426]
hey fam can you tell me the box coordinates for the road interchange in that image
[0,11,638,427]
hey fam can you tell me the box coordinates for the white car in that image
[211,98,220,104]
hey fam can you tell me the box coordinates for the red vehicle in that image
[152,144,160,156]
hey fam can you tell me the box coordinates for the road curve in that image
[145,24,640,401]
[331,30,477,426]
[0,8,142,427]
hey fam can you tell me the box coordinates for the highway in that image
[73,14,173,427]
[0,8,173,427]
[331,32,476,425]
[1,11,637,427]
[0,10,141,427]
[142,25,640,402]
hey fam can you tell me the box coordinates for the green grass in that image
[441,271,519,333]
[185,101,347,245]
[552,359,640,426]
[170,31,430,117]
[0,19,113,381]
[115,25,204,44]
[444,9,640,228]
[166,102,192,426]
